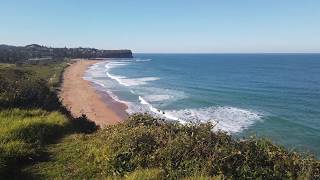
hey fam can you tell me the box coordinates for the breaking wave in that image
[105,61,160,86]
[166,107,262,133]
[135,96,262,133]
[85,59,263,134]
[137,96,184,122]
[106,72,160,86]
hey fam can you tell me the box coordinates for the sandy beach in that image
[60,59,128,127]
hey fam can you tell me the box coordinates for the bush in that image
[69,114,99,134]
[29,113,320,179]
[0,76,61,110]
[0,62,68,110]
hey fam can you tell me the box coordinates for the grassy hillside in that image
[0,62,319,179]
[0,109,69,176]
[0,62,67,88]
[0,62,72,178]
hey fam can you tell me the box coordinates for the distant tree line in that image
[0,44,133,63]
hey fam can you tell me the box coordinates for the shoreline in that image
[60,59,128,127]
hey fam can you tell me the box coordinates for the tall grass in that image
[0,109,69,176]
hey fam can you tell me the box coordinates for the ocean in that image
[84,54,320,157]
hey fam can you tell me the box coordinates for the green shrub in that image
[0,62,68,110]
[28,113,320,179]
[69,114,99,134]
[0,76,61,110]
[125,168,164,180]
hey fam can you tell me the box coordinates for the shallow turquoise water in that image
[85,54,320,157]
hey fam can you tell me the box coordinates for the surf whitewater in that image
[84,58,262,134]
[84,54,320,156]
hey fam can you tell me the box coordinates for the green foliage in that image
[28,113,320,179]
[0,109,69,176]
[0,61,68,88]
[125,168,164,180]
[0,63,67,110]
[0,77,60,110]
[0,61,101,179]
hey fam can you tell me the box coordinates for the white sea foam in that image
[104,61,160,86]
[137,96,183,122]
[105,89,128,105]
[127,95,261,133]
[135,87,187,105]
[105,62,131,70]
[135,58,152,62]
[132,95,261,133]
[106,72,127,86]
[91,80,106,87]
[143,95,173,102]
[166,107,262,133]
[106,72,160,86]
[86,78,129,105]
[89,61,105,69]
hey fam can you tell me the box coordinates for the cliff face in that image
[0,44,133,63]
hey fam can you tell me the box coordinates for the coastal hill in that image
[0,44,133,63]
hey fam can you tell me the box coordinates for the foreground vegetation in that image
[26,114,320,179]
[0,62,319,179]
[0,109,68,176]
[0,62,70,177]
[0,63,66,110]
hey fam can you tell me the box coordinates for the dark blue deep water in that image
[85,54,320,156]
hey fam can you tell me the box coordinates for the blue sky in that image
[1,0,320,53]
